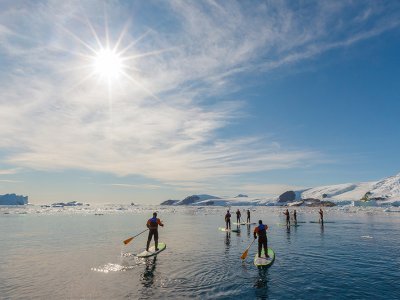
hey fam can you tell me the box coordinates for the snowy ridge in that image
[162,173,400,207]
[369,173,400,200]
[193,196,263,206]
[300,182,375,201]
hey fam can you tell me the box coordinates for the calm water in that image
[0,206,399,299]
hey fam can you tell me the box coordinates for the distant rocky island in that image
[0,194,28,205]
[50,201,87,207]
[161,194,221,205]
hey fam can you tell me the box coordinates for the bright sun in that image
[93,48,123,79]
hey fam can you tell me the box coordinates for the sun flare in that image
[93,48,123,79]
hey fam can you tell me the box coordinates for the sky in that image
[0,0,399,204]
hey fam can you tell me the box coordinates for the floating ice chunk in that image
[361,235,373,239]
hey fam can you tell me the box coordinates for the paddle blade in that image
[123,237,134,245]
[241,249,249,260]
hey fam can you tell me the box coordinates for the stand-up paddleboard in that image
[309,221,335,224]
[254,248,275,268]
[233,222,257,225]
[276,223,300,227]
[137,242,166,258]
[219,227,240,233]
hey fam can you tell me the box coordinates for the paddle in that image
[123,228,149,245]
[241,238,256,260]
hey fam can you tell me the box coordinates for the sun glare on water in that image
[93,48,124,80]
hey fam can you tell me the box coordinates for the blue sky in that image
[0,0,399,204]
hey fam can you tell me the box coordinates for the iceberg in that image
[0,194,28,205]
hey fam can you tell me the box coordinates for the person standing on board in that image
[293,210,297,225]
[254,220,269,258]
[283,209,290,228]
[146,212,164,251]
[225,210,231,230]
[236,209,241,224]
[246,209,251,223]
[319,208,324,225]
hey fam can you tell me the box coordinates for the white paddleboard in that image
[219,227,240,233]
[137,242,166,258]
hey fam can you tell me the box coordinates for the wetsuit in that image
[319,210,324,224]
[236,210,241,223]
[225,212,231,229]
[246,210,250,223]
[293,211,297,224]
[146,217,164,251]
[254,224,268,258]
[284,210,290,227]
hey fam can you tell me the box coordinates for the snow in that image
[165,173,400,207]
[301,182,375,201]
[368,173,400,200]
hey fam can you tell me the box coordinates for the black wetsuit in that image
[146,217,161,251]
[254,224,268,258]
[246,210,250,223]
[285,211,290,226]
[225,212,231,229]
[236,211,241,223]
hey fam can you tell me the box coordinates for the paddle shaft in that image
[241,238,256,260]
[123,228,149,245]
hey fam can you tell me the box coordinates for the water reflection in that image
[247,224,251,237]
[254,267,269,299]
[286,226,291,242]
[235,225,241,236]
[225,232,231,253]
[140,256,157,288]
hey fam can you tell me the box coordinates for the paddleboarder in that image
[254,220,269,258]
[146,212,164,251]
[283,209,290,228]
[225,210,231,229]
[293,210,297,225]
[319,208,324,225]
[236,209,241,223]
[246,209,251,223]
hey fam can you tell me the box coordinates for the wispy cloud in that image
[110,183,162,189]
[0,179,22,183]
[0,0,398,191]
[0,168,20,175]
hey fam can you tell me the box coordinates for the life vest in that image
[257,224,267,239]
[148,217,159,229]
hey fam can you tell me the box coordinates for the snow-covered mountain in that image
[368,173,400,200]
[298,173,400,205]
[299,182,375,202]
[160,173,400,207]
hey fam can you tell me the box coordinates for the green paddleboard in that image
[254,248,275,268]
[137,242,166,258]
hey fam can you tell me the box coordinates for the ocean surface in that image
[1,205,399,299]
